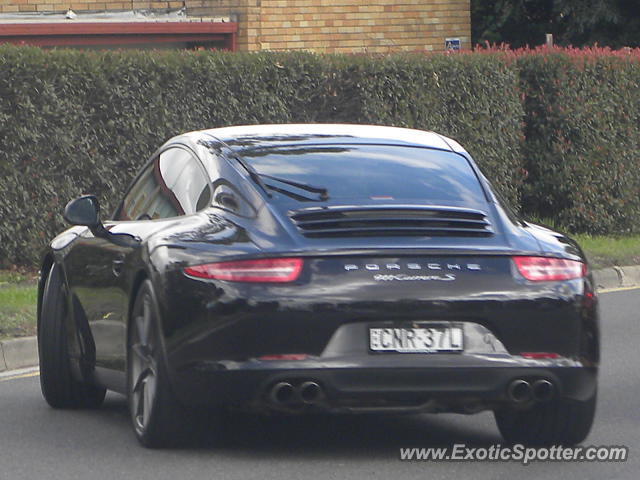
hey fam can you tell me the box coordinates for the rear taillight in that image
[258,354,308,361]
[520,352,561,359]
[513,256,585,282]
[184,257,303,283]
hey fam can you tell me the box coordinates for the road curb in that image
[0,265,638,373]
[593,265,640,290]
[0,336,38,373]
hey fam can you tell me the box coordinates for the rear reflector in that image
[521,352,561,359]
[258,354,308,361]
[513,256,585,282]
[184,258,303,283]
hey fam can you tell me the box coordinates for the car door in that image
[65,144,212,373]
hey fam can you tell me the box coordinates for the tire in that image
[127,280,219,448]
[494,390,597,446]
[38,263,106,409]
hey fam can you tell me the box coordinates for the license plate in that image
[369,326,463,353]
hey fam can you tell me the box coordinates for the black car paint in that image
[40,129,599,413]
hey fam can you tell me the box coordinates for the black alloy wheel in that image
[127,280,220,448]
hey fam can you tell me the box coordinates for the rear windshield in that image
[240,144,486,204]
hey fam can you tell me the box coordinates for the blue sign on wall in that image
[445,38,461,51]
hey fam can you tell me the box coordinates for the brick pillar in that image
[186,0,261,50]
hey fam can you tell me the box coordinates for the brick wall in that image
[190,0,471,52]
[256,0,470,53]
[0,0,471,53]
[187,0,260,51]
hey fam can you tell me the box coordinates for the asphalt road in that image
[1,288,638,480]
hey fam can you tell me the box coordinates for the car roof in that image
[184,124,468,154]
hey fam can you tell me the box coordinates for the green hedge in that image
[1,45,638,267]
[517,52,640,234]
[0,47,524,266]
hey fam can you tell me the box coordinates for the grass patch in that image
[0,285,37,339]
[573,234,640,270]
[0,270,38,340]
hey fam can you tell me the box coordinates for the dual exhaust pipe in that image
[507,379,555,403]
[269,381,324,406]
[271,378,554,408]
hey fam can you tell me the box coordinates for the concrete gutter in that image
[1,265,638,373]
[0,336,38,372]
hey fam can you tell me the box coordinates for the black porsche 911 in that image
[38,124,598,448]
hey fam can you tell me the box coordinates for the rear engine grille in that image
[289,206,493,238]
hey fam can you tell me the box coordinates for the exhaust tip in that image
[270,382,295,404]
[299,381,322,404]
[532,379,554,402]
[507,379,533,403]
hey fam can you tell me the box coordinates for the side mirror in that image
[64,195,101,228]
[63,195,140,248]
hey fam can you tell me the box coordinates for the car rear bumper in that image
[170,353,597,413]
